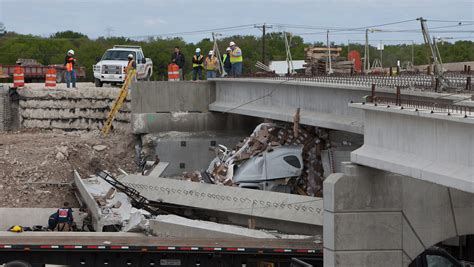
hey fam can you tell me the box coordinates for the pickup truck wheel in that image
[145,70,151,81]
[94,78,103,87]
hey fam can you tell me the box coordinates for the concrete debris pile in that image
[189,123,328,197]
[17,86,130,131]
[74,171,149,232]
[304,46,353,75]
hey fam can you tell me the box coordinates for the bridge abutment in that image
[324,162,474,266]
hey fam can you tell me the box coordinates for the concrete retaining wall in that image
[131,81,259,134]
[131,81,215,113]
[17,86,130,131]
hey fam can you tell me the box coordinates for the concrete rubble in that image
[16,85,131,131]
[185,122,329,196]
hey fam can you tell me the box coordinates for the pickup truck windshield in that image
[102,50,136,61]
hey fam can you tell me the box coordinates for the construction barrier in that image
[45,67,56,88]
[167,63,180,81]
[13,66,25,87]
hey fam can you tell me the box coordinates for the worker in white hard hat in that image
[125,53,137,82]
[222,47,232,76]
[229,41,243,77]
[64,49,77,88]
[192,48,204,81]
[204,50,218,79]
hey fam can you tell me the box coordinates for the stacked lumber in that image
[304,46,353,75]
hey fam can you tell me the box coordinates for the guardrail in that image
[245,74,473,93]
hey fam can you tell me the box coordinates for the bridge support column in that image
[323,162,474,267]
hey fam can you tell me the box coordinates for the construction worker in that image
[125,54,137,82]
[192,48,204,81]
[205,50,218,79]
[171,46,185,80]
[56,202,73,231]
[64,49,76,88]
[229,41,243,77]
[222,47,232,76]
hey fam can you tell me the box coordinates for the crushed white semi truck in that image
[93,45,153,87]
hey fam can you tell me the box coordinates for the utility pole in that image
[327,30,333,74]
[364,29,369,74]
[255,23,273,65]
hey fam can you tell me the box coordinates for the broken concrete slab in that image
[120,175,323,231]
[150,215,276,239]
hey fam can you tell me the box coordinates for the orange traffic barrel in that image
[168,63,180,81]
[13,66,25,87]
[45,67,56,88]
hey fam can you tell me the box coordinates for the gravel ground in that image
[0,129,137,208]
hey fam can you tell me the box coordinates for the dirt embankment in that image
[0,129,136,208]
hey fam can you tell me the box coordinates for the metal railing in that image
[245,73,473,93]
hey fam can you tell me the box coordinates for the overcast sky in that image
[0,0,473,45]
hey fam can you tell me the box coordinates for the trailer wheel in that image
[56,71,64,83]
[95,78,103,87]
[5,260,32,267]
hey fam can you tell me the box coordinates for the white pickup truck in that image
[93,45,153,87]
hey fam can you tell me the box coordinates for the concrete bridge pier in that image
[323,163,474,267]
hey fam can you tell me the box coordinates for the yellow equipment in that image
[9,225,23,232]
[101,70,136,135]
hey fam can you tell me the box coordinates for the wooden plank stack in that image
[304,46,354,75]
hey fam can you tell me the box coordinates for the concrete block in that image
[144,131,246,176]
[450,188,474,236]
[131,81,215,113]
[401,177,457,249]
[149,215,276,239]
[323,248,403,267]
[323,167,402,213]
[120,175,323,227]
[324,212,402,251]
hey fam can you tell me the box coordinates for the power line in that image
[427,19,474,23]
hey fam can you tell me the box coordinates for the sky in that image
[0,0,473,45]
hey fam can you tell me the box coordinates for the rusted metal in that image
[396,86,401,106]
[373,96,472,116]
[371,83,376,103]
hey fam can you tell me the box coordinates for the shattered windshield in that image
[102,50,136,61]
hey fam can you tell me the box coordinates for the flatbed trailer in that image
[0,232,323,267]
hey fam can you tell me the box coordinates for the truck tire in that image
[145,70,151,81]
[5,261,32,267]
[95,78,103,87]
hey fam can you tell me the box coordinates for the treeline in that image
[0,30,472,81]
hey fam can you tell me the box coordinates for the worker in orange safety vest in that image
[64,49,77,88]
